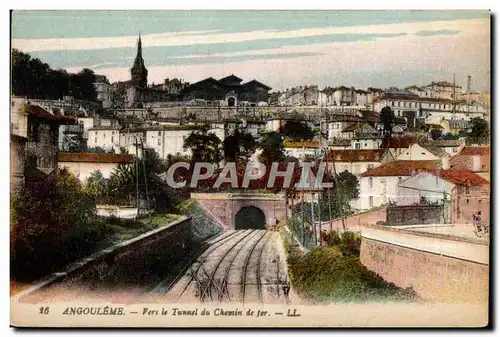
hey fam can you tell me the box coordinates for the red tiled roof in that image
[25,104,77,124]
[380,136,418,149]
[432,169,489,186]
[325,149,386,162]
[459,146,490,156]
[361,160,439,177]
[284,140,320,149]
[58,152,134,164]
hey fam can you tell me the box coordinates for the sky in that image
[11,10,491,92]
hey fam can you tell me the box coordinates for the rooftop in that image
[361,160,439,177]
[58,152,134,164]
[380,136,419,149]
[431,169,490,186]
[459,146,490,156]
[284,140,321,149]
[23,104,77,124]
[325,149,386,162]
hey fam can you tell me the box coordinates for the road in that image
[147,229,291,305]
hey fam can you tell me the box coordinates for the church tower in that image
[130,33,148,88]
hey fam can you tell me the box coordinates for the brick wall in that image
[360,226,489,304]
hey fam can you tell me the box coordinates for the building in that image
[120,125,224,160]
[372,92,486,120]
[180,75,272,107]
[397,169,489,225]
[380,135,419,157]
[87,125,122,153]
[131,34,148,88]
[10,134,27,194]
[356,160,439,211]
[324,149,390,176]
[151,78,189,94]
[58,152,135,182]
[423,81,462,100]
[283,141,322,162]
[94,78,114,109]
[396,143,450,160]
[424,139,465,155]
[449,146,490,181]
[11,98,76,185]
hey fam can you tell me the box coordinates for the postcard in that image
[9,9,491,328]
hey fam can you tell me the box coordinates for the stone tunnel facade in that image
[191,193,289,230]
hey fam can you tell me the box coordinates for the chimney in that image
[472,155,481,172]
[441,156,450,170]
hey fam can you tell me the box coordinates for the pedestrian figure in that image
[473,211,483,237]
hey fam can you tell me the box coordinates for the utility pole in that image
[301,191,305,247]
[140,137,151,219]
[135,137,140,218]
[311,193,317,247]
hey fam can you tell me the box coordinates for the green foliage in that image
[11,168,105,281]
[291,171,359,223]
[280,120,315,141]
[183,126,223,163]
[258,131,286,164]
[467,117,489,145]
[380,106,395,135]
[223,129,257,163]
[287,245,417,303]
[12,49,99,101]
[441,133,461,140]
[430,128,443,140]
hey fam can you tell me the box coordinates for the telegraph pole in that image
[135,137,140,218]
[140,137,151,219]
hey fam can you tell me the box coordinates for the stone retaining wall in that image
[15,216,193,303]
[360,225,489,304]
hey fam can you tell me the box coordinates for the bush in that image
[324,230,361,257]
[288,246,417,303]
[10,168,106,281]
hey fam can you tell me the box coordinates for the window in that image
[158,131,161,136]
[369,177,373,188]
[368,164,375,170]
[465,186,470,195]
[369,196,374,208]
[398,177,402,184]
[95,136,97,144]
[111,136,114,143]
[466,199,470,205]
[355,143,361,149]
[158,138,161,146]
[103,133,106,139]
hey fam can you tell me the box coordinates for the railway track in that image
[151,229,290,304]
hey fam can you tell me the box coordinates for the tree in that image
[380,106,395,136]
[11,49,99,101]
[223,129,257,163]
[280,120,315,141]
[430,128,443,140]
[183,127,222,164]
[11,168,100,280]
[258,131,286,164]
[85,170,108,204]
[468,118,489,144]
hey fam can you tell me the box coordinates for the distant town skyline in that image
[11,10,490,92]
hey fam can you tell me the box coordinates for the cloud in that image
[82,28,489,92]
[12,17,486,53]
[414,29,461,36]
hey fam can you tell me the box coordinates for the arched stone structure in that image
[191,193,288,230]
[235,206,266,230]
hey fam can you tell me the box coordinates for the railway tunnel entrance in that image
[235,206,266,230]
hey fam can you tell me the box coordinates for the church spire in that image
[137,32,142,58]
[131,32,148,88]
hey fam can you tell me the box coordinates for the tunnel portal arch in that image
[235,206,266,230]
